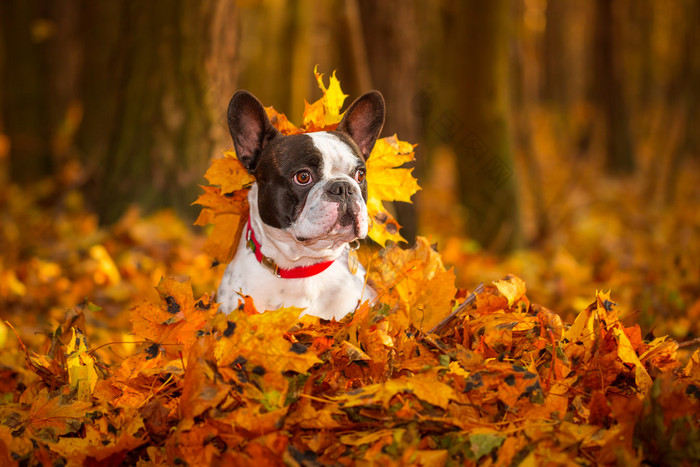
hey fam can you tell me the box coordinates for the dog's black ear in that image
[336,91,385,159]
[228,90,280,173]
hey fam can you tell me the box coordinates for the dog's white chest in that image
[217,234,372,320]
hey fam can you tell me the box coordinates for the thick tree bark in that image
[0,0,237,223]
[78,0,238,223]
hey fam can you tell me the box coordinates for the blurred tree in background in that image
[426,0,522,252]
[1,0,237,223]
[1,0,698,253]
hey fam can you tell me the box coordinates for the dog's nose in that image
[326,179,356,200]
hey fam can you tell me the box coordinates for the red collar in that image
[245,219,336,279]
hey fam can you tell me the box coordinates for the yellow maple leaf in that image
[65,327,98,401]
[203,152,254,195]
[366,197,405,246]
[366,136,420,246]
[180,337,229,423]
[22,388,93,434]
[215,306,321,397]
[334,372,456,409]
[53,428,145,465]
[493,275,527,307]
[681,349,700,381]
[285,397,344,429]
[563,297,598,355]
[130,277,216,354]
[303,66,348,129]
[265,106,301,135]
[193,183,249,264]
[202,212,246,264]
[563,291,654,394]
[367,136,417,173]
[612,326,652,394]
[369,237,456,332]
[193,152,253,264]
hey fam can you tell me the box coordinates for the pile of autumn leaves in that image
[1,71,699,466]
[2,257,699,465]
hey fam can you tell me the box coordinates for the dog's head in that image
[227,90,385,247]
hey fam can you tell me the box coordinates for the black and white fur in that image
[217,90,385,320]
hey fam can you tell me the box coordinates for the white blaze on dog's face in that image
[287,132,369,246]
[227,90,385,251]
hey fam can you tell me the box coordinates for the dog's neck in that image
[248,184,348,269]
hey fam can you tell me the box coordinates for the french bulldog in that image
[217,90,384,320]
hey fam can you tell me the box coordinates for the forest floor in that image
[1,100,699,464]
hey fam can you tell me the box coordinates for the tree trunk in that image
[662,0,700,205]
[435,0,522,253]
[590,0,636,174]
[514,0,550,245]
[0,1,55,182]
[0,0,238,223]
[78,0,237,224]
[542,0,569,107]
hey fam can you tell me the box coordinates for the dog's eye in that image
[293,170,313,186]
[354,168,366,183]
